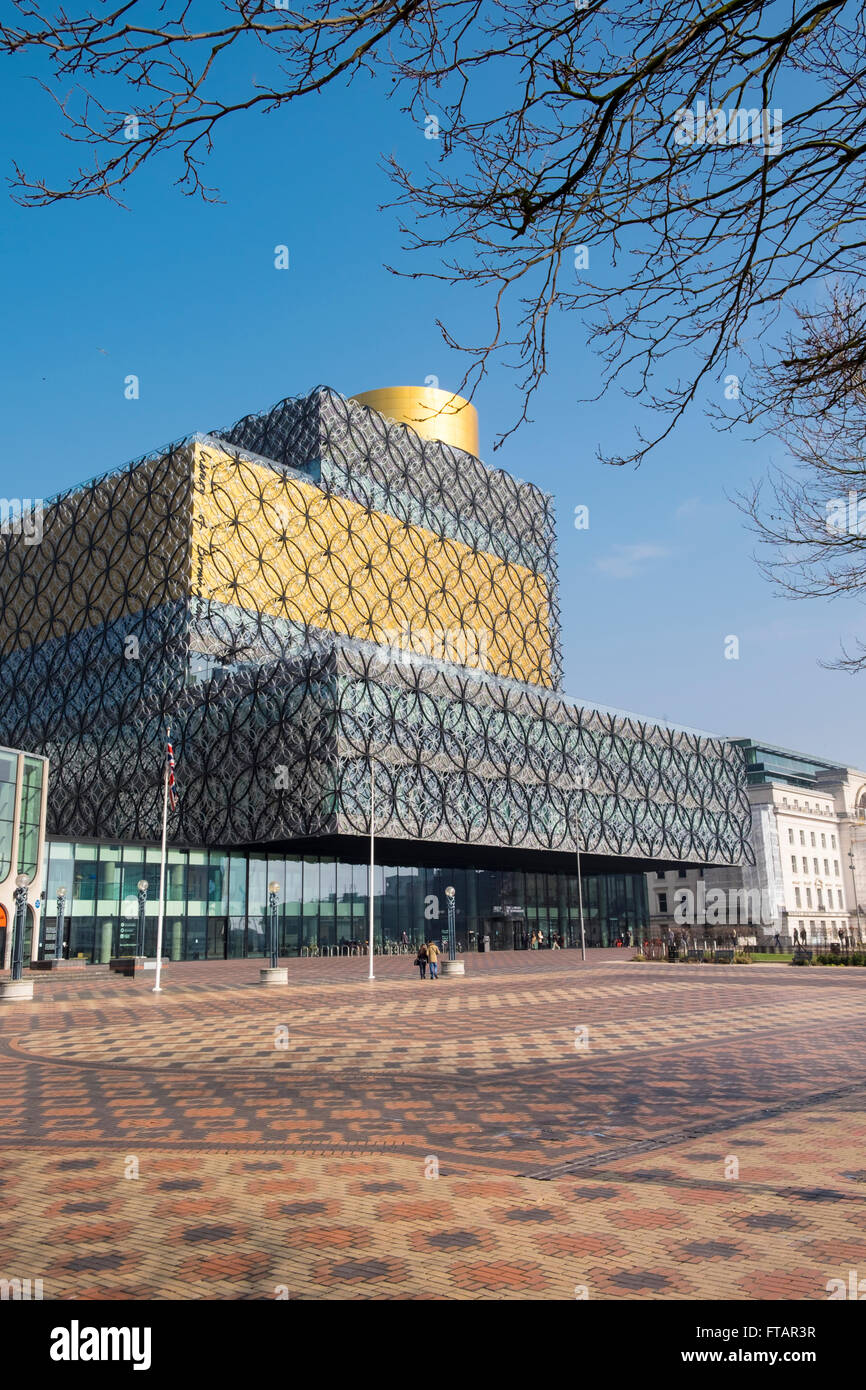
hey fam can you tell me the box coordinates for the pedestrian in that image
[427,940,440,979]
[530,931,538,950]
[551,935,560,950]
[773,931,782,951]
[415,943,428,979]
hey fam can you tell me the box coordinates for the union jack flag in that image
[166,735,177,811]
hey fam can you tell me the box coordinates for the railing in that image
[295,941,421,958]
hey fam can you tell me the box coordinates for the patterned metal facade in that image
[0,387,752,866]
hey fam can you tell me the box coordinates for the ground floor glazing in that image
[30,839,651,962]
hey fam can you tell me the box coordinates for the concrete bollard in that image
[99,921,113,964]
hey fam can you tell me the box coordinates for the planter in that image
[0,979,35,1002]
[109,957,169,977]
[29,958,88,972]
[260,967,289,985]
[441,959,465,976]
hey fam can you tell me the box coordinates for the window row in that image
[787,827,838,851]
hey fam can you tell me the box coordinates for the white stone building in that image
[645,740,866,946]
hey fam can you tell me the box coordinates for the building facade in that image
[0,745,48,969]
[0,385,752,961]
[645,740,866,945]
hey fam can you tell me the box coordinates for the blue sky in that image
[2,54,864,769]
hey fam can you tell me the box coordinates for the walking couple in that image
[414,942,441,979]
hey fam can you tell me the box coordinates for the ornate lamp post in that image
[0,873,35,1001]
[445,885,456,960]
[136,879,149,958]
[441,884,464,976]
[268,880,280,970]
[54,886,67,960]
[12,873,30,982]
[259,881,287,986]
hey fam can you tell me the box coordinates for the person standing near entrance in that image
[427,940,441,978]
[415,942,428,979]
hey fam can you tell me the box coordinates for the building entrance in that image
[484,910,526,950]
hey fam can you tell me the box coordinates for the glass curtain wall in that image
[39,840,650,961]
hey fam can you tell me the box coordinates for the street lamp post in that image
[0,872,35,1001]
[848,846,862,944]
[268,881,280,971]
[440,884,464,975]
[574,761,588,961]
[54,886,67,961]
[12,873,29,982]
[136,879,149,958]
[259,881,287,986]
[368,756,376,981]
[445,885,456,961]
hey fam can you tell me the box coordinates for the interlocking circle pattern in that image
[0,387,752,865]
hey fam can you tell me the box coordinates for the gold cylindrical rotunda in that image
[351,385,479,458]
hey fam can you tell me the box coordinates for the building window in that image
[824,859,830,876]
[834,860,840,876]
[17,756,44,881]
[831,834,837,850]
[0,753,15,880]
[813,858,820,874]
[677,868,687,879]
[788,828,794,845]
[795,887,801,907]
[802,857,808,873]
[806,888,813,908]
[799,830,805,846]
[791,856,797,872]
[656,871,666,880]
[821,834,826,848]
[810,832,816,847]
[658,893,668,913]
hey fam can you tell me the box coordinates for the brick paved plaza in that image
[1,952,865,1300]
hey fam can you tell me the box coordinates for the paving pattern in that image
[1,952,865,1299]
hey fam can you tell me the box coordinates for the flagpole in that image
[368,756,375,981]
[153,728,170,994]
